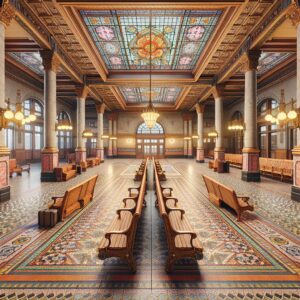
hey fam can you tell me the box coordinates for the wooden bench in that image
[48,175,98,221]
[9,159,30,177]
[134,160,146,181]
[224,153,242,168]
[86,157,101,168]
[155,160,167,181]
[259,157,293,181]
[98,158,148,272]
[54,164,77,181]
[202,175,253,221]
[154,159,203,272]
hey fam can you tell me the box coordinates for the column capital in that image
[40,50,60,73]
[287,3,300,26]
[96,103,106,114]
[195,103,205,114]
[182,113,193,121]
[108,112,118,121]
[75,85,89,99]
[212,85,225,100]
[240,50,261,73]
[0,2,15,28]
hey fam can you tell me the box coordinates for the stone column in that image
[288,5,300,200]
[188,118,193,157]
[240,50,261,182]
[40,50,60,182]
[195,103,205,163]
[113,115,117,156]
[75,86,88,164]
[212,86,225,161]
[0,3,14,200]
[183,115,188,157]
[108,115,113,157]
[96,103,105,162]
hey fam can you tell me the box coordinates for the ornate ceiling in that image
[81,9,222,71]
[2,0,297,112]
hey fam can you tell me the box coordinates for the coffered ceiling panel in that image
[120,87,182,104]
[80,9,222,71]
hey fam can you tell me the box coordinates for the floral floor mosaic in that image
[0,159,299,299]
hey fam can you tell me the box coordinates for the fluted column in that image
[96,103,105,162]
[241,50,261,182]
[108,115,113,157]
[212,86,225,161]
[113,115,117,156]
[183,114,188,157]
[0,3,14,199]
[195,103,205,163]
[40,50,60,181]
[188,118,193,157]
[75,86,88,164]
[288,5,300,200]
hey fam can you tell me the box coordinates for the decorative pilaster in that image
[240,50,261,182]
[0,2,15,200]
[113,115,118,157]
[108,114,113,157]
[212,86,225,161]
[96,103,105,162]
[183,118,188,157]
[75,86,88,164]
[288,4,300,200]
[40,50,60,182]
[188,119,193,157]
[183,114,192,157]
[195,103,205,163]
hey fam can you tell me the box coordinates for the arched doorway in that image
[136,122,165,158]
[229,111,243,154]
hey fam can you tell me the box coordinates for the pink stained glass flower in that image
[186,26,205,41]
[179,57,192,65]
[110,56,122,65]
[96,26,115,41]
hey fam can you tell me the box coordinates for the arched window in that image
[23,99,44,151]
[229,111,243,154]
[57,111,72,150]
[137,122,164,134]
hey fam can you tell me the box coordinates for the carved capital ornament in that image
[0,1,15,27]
[195,103,205,114]
[287,3,300,26]
[40,50,60,73]
[240,50,261,73]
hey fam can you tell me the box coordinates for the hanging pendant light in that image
[141,10,159,129]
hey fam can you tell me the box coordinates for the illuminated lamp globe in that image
[265,114,273,122]
[21,119,26,125]
[25,117,31,123]
[228,125,232,130]
[288,110,297,120]
[4,109,14,120]
[14,111,24,121]
[28,114,37,122]
[277,111,287,121]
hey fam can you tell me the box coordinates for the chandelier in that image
[82,129,93,137]
[264,89,298,127]
[208,131,218,137]
[141,10,159,129]
[228,120,244,131]
[4,90,36,127]
[57,118,73,131]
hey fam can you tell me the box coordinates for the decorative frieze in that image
[287,2,300,26]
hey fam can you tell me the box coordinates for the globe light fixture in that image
[288,110,297,120]
[82,129,93,137]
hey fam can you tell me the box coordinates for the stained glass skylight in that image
[80,10,222,70]
[258,52,293,75]
[9,52,44,75]
[120,87,182,104]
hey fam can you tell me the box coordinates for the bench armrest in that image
[128,187,140,192]
[173,230,197,248]
[161,187,173,192]
[105,229,129,247]
[167,207,185,219]
[117,208,134,217]
[51,196,63,204]
[237,196,250,203]
[164,197,178,206]
[123,197,138,206]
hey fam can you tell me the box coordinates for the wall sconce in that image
[169,138,175,144]
[102,135,109,139]
[192,135,198,139]
[110,136,117,140]
[183,136,192,140]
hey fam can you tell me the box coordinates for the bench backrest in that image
[79,175,98,204]
[9,159,17,170]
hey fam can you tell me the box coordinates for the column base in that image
[96,149,105,162]
[241,171,261,182]
[214,148,225,161]
[291,185,300,202]
[196,148,204,163]
[41,172,57,182]
[0,186,10,202]
[41,148,59,173]
[75,148,87,164]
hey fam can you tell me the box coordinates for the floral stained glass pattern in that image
[80,10,222,70]
[120,87,182,104]
[9,52,44,75]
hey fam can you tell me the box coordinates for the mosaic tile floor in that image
[0,159,299,299]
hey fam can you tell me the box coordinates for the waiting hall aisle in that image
[0,159,299,299]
